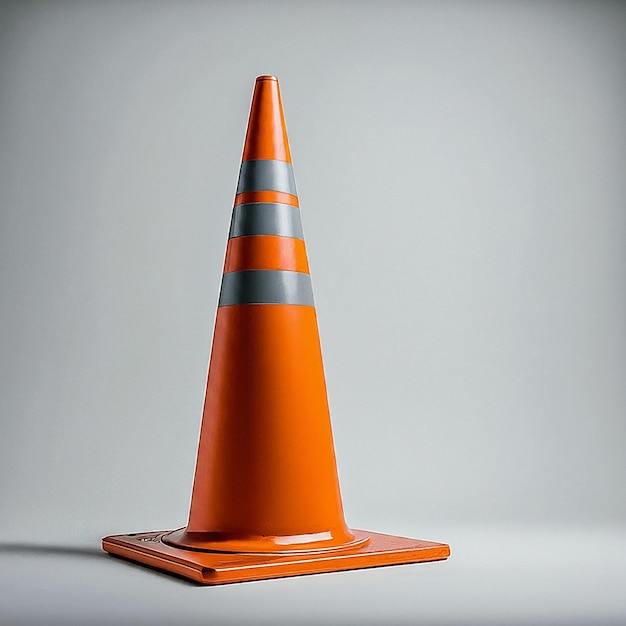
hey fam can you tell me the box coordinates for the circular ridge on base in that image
[162,527,370,555]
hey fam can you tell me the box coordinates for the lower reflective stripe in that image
[219,270,314,306]
[229,203,303,239]
[236,160,297,195]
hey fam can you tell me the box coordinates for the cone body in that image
[102,76,450,581]
[166,76,356,553]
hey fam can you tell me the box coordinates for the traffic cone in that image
[102,75,450,584]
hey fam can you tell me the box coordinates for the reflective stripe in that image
[236,160,297,195]
[229,203,303,239]
[219,270,314,306]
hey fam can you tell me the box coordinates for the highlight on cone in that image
[102,75,450,584]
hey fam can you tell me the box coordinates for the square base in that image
[102,529,450,584]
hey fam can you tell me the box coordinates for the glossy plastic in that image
[102,75,450,582]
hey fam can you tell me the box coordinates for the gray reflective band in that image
[229,203,304,239]
[236,160,297,195]
[219,270,314,306]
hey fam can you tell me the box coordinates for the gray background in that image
[1,1,625,624]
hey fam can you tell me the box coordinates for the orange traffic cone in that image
[102,76,450,584]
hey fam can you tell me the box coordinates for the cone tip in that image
[256,75,279,82]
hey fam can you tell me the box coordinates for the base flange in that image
[102,529,450,584]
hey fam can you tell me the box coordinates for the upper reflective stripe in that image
[219,270,314,306]
[236,160,297,195]
[229,203,303,239]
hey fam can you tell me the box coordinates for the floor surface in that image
[1,524,625,625]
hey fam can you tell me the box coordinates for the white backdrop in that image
[1,1,625,623]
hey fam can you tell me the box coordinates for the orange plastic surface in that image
[103,529,450,585]
[182,304,354,553]
[223,235,310,273]
[234,190,299,207]
[241,75,292,163]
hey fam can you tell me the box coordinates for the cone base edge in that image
[102,529,450,585]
